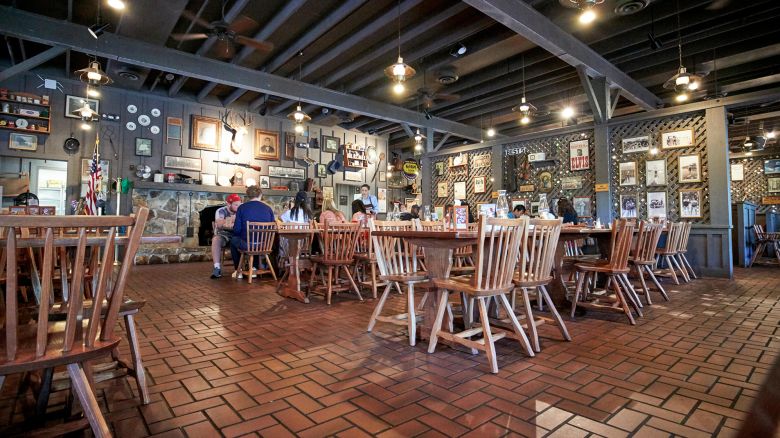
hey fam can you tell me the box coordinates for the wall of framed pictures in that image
[430,147,493,210]
[730,153,780,212]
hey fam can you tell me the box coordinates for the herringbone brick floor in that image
[2,263,779,437]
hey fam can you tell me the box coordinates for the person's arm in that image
[233,208,244,238]
[280,209,291,223]
[215,209,227,230]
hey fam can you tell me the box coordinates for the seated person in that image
[557,198,579,225]
[231,185,275,270]
[280,191,312,223]
[319,198,346,226]
[211,194,242,278]
[399,204,419,221]
[509,204,526,218]
[351,199,367,225]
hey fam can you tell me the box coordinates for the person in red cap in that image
[211,193,242,278]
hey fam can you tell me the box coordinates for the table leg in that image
[420,246,453,341]
[548,239,568,307]
[277,237,309,303]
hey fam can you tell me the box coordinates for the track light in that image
[107,0,126,10]
[648,33,663,50]
[88,23,110,39]
[450,43,467,57]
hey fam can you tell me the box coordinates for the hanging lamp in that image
[76,60,113,86]
[512,55,537,125]
[287,52,310,133]
[663,2,701,103]
[384,0,415,94]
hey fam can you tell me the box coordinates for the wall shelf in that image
[0,111,50,121]
[0,97,50,108]
[133,181,312,197]
[0,125,49,134]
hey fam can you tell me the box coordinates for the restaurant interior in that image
[0,0,779,436]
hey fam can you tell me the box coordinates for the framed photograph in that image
[8,132,38,151]
[472,154,491,169]
[284,132,296,160]
[474,176,486,194]
[437,182,447,197]
[321,135,339,153]
[378,171,387,182]
[65,95,99,119]
[478,203,496,218]
[678,154,702,183]
[435,161,445,176]
[190,115,221,151]
[80,158,110,181]
[344,170,363,182]
[316,163,327,178]
[573,196,592,218]
[453,205,469,229]
[680,189,702,218]
[569,139,589,170]
[768,177,780,193]
[166,117,182,143]
[163,155,201,171]
[731,163,744,181]
[260,176,270,188]
[453,181,466,200]
[268,165,304,179]
[135,137,152,156]
[662,128,695,149]
[619,161,637,186]
[622,136,650,154]
[647,192,667,220]
[538,171,553,192]
[764,159,780,175]
[645,159,667,186]
[561,176,583,190]
[531,202,540,215]
[255,129,279,160]
[620,194,638,218]
[377,187,387,213]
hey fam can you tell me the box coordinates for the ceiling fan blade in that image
[229,15,258,35]
[213,39,235,59]
[181,9,214,30]
[422,96,434,108]
[234,35,274,52]
[434,93,460,102]
[170,33,210,41]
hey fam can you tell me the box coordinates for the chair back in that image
[472,217,528,292]
[245,222,277,254]
[1,208,149,364]
[677,221,693,253]
[455,222,479,256]
[278,221,314,257]
[633,221,664,263]
[564,239,584,257]
[753,224,766,240]
[520,218,562,283]
[659,221,683,255]
[608,219,635,270]
[369,219,417,276]
[416,220,445,231]
[319,222,360,262]
[354,225,371,255]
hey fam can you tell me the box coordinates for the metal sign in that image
[402,159,420,180]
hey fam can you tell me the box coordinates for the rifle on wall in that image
[213,160,262,172]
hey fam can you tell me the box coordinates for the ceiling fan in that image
[171,1,273,58]
[414,67,460,108]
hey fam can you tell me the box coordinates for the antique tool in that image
[186,192,194,238]
[371,152,386,182]
[213,159,262,171]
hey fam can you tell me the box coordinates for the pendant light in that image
[287,52,310,133]
[512,55,537,125]
[76,60,113,86]
[663,1,701,103]
[384,0,415,94]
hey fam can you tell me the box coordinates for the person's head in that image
[226,194,242,213]
[399,204,408,212]
[411,205,420,216]
[360,184,370,197]
[291,190,312,219]
[558,198,575,216]
[263,137,271,146]
[246,185,262,200]
[513,204,526,215]
[352,199,366,215]
[322,197,339,214]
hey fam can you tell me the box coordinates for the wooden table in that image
[548,227,613,307]
[372,229,478,341]
[276,228,318,304]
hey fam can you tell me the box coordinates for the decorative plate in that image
[150,125,160,134]
[150,108,161,117]
[366,146,378,164]
[15,118,28,129]
[127,104,137,114]
[126,121,136,131]
[138,115,151,126]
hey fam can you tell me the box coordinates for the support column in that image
[702,105,733,278]
[594,123,612,223]
[421,128,435,207]
[491,142,503,191]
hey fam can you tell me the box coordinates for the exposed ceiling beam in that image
[461,0,662,110]
[577,66,607,124]
[435,134,451,152]
[0,7,482,140]
[0,46,65,82]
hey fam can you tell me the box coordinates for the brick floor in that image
[1,263,778,437]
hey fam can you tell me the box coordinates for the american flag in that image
[85,133,101,215]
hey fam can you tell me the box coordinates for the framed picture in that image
[661,128,695,149]
[268,165,304,179]
[764,159,780,175]
[478,203,496,218]
[474,176,486,194]
[622,136,650,154]
[316,163,327,178]
[435,161,445,176]
[377,187,387,213]
[191,115,221,151]
[531,202,540,215]
[378,171,387,182]
[768,177,780,193]
[344,170,363,182]
[434,206,445,221]
[453,205,469,229]
[569,139,589,170]
[260,176,270,188]
[573,196,592,218]
[619,161,637,186]
[8,132,38,151]
[135,137,152,156]
[81,158,110,181]
[731,163,744,181]
[166,117,182,143]
[437,182,447,197]
[647,191,667,220]
[561,176,583,190]
[538,171,553,192]
[453,181,466,200]
[519,184,535,192]
[620,194,638,218]
[284,132,296,160]
[321,135,339,153]
[163,155,201,171]
[65,95,99,119]
[680,189,702,218]
[472,154,491,169]
[645,159,667,186]
[255,130,279,160]
[678,154,702,183]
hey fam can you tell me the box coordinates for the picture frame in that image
[731,163,744,181]
[437,182,447,197]
[620,194,638,218]
[569,139,589,170]
[254,129,280,160]
[519,184,535,192]
[645,159,667,186]
[678,154,702,183]
[166,117,182,143]
[472,154,491,169]
[268,165,304,179]
[316,163,327,178]
[434,206,445,221]
[8,132,38,151]
[453,205,469,229]
[260,176,270,188]
[477,203,496,218]
[284,132,296,160]
[680,189,703,218]
[135,137,152,156]
[538,171,553,192]
[573,196,592,218]
[647,191,667,220]
[434,161,445,176]
[191,115,221,151]
[64,95,99,119]
[163,155,201,171]
[80,158,110,182]
[321,135,339,153]
[453,181,466,200]
[377,187,387,213]
[474,176,486,194]
[768,177,780,193]
[622,136,651,154]
[561,176,583,190]
[661,128,695,149]
[378,171,387,182]
[619,161,637,186]
[344,170,363,182]
[764,159,780,175]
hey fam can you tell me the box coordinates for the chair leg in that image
[664,255,679,284]
[66,362,111,438]
[670,254,689,283]
[539,285,571,341]
[610,276,635,325]
[571,270,588,318]
[124,313,150,405]
[247,255,254,284]
[307,263,318,299]
[407,284,417,346]
[326,267,333,305]
[476,297,499,374]
[620,273,643,310]
[497,293,534,357]
[618,274,643,318]
[680,254,697,279]
[418,291,428,312]
[645,265,669,301]
[521,288,540,353]
[265,255,277,280]
[370,262,378,299]
[342,265,363,300]
[749,242,765,267]
[636,265,652,305]
[427,291,450,354]
[368,283,393,332]
[460,292,472,328]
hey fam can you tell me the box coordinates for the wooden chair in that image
[654,221,687,284]
[212,221,232,267]
[237,222,277,283]
[276,221,315,291]
[309,222,362,304]
[428,217,534,373]
[628,221,668,305]
[0,209,149,437]
[571,219,642,325]
[453,222,478,269]
[675,221,697,279]
[749,224,780,267]
[367,219,428,345]
[353,225,381,299]
[414,220,445,271]
[510,218,571,353]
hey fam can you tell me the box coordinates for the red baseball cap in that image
[226,194,241,203]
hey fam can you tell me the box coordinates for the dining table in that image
[548,227,614,307]
[276,228,319,304]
